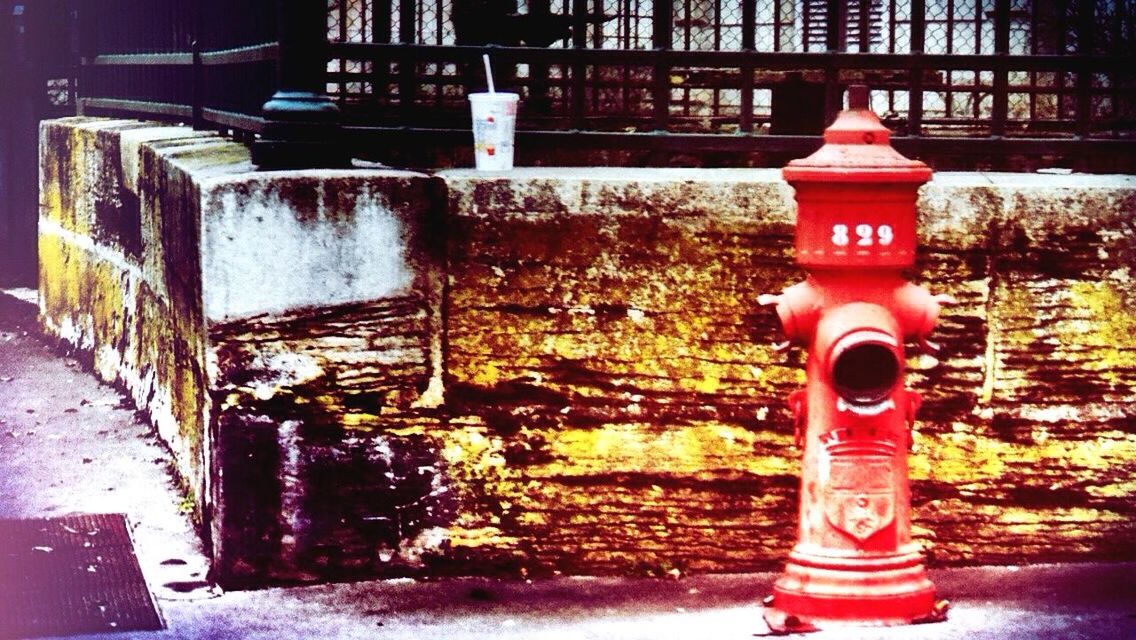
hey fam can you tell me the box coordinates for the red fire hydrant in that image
[760,85,950,632]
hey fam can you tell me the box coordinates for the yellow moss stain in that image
[448,218,794,402]
[37,234,81,317]
[435,424,525,547]
[88,260,127,346]
[995,506,1127,526]
[427,417,798,564]
[526,422,795,479]
[985,280,1039,395]
[1058,281,1136,386]
[913,428,1136,496]
[40,175,66,228]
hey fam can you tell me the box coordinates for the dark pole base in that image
[251,137,351,170]
[253,91,350,170]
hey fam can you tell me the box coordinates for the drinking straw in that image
[482,53,496,94]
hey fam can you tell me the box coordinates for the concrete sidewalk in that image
[2,289,1134,640]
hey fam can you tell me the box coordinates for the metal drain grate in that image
[0,514,164,638]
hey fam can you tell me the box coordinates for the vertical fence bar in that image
[652,0,672,131]
[336,0,347,105]
[990,0,1009,137]
[190,0,204,129]
[252,0,347,168]
[192,36,204,129]
[398,0,415,121]
[909,0,924,138]
[1112,0,1129,136]
[774,0,783,51]
[825,0,844,51]
[591,0,603,116]
[802,0,812,51]
[74,0,97,115]
[1027,0,1038,122]
[1056,2,1068,120]
[972,0,982,120]
[571,0,587,128]
[1074,0,1094,138]
[373,0,392,109]
[739,0,755,133]
[887,0,896,113]
[69,0,84,115]
[857,0,869,51]
[823,0,845,124]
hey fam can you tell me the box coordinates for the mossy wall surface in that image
[39,119,1136,586]
[38,118,221,516]
[436,169,1136,575]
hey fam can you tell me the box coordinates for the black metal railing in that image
[67,0,1136,170]
[75,0,277,143]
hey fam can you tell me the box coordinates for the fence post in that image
[191,1,204,131]
[1074,0,1094,138]
[251,0,348,168]
[739,0,755,133]
[571,0,587,129]
[990,0,1010,137]
[651,0,672,132]
[908,0,924,137]
[823,0,845,124]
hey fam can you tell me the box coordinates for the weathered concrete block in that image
[433,168,1136,575]
[39,119,445,585]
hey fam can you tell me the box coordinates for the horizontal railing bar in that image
[199,43,279,66]
[80,98,194,119]
[341,124,1135,154]
[201,108,266,133]
[80,101,265,135]
[87,52,194,66]
[329,42,1136,73]
[85,43,278,68]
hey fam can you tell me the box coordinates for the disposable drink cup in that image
[469,92,519,170]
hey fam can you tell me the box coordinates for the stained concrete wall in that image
[39,119,1136,587]
[39,118,444,584]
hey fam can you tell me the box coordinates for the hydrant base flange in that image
[763,557,937,632]
[762,594,943,635]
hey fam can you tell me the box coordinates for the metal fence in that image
[75,0,278,144]
[65,0,1136,169]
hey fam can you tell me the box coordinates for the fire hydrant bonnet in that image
[782,86,932,183]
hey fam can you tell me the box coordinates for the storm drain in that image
[0,514,164,638]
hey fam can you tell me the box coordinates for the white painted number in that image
[831,224,850,247]
[830,223,895,248]
[855,224,874,246]
[877,224,894,246]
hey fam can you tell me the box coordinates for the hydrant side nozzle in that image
[759,293,796,351]
[894,283,951,353]
[767,280,825,347]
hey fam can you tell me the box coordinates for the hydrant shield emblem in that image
[824,456,895,542]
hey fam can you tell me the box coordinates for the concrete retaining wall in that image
[39,118,1136,586]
